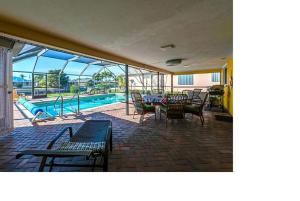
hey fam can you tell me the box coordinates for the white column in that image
[0,47,13,135]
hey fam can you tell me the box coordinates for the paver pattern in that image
[0,103,232,172]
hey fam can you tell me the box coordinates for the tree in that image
[93,70,114,82]
[47,70,69,88]
[34,74,46,87]
[19,74,25,80]
[116,75,125,89]
[93,70,115,93]
[86,79,94,87]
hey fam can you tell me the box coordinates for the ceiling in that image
[0,0,232,73]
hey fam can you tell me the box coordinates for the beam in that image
[32,48,47,73]
[59,55,79,75]
[125,64,129,115]
[80,61,103,76]
[0,15,171,74]
[104,66,117,78]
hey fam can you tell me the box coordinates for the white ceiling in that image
[0,0,232,73]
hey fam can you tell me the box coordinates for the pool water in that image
[33,93,126,116]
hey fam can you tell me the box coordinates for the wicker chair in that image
[191,89,202,104]
[182,90,193,104]
[131,90,156,124]
[184,92,209,125]
[160,94,186,127]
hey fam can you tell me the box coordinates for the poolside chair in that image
[184,92,209,125]
[160,94,185,127]
[16,120,112,172]
[131,90,156,124]
[86,87,95,95]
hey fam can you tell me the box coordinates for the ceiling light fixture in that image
[160,44,175,51]
[166,58,182,66]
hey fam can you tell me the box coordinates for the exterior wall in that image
[172,73,220,92]
[221,58,233,116]
[129,73,220,92]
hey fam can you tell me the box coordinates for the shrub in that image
[70,85,79,93]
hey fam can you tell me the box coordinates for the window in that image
[211,73,220,82]
[178,75,193,85]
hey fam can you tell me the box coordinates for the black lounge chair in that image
[16,120,112,172]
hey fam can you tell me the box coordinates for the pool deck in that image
[0,102,233,172]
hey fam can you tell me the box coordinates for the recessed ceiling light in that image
[184,65,190,68]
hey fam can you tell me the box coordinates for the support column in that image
[161,74,164,94]
[171,74,174,93]
[45,74,48,97]
[157,72,159,92]
[0,47,13,135]
[77,76,80,115]
[31,72,34,97]
[125,64,129,115]
[150,74,153,91]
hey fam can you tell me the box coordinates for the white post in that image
[0,47,14,135]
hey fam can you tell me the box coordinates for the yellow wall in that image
[222,58,233,116]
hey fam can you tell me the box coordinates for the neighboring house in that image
[12,76,32,88]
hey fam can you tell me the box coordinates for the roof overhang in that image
[0,14,171,74]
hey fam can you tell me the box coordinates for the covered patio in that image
[0,0,233,172]
[0,102,232,172]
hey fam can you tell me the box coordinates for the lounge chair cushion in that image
[58,142,106,154]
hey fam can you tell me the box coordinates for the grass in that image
[47,92,75,98]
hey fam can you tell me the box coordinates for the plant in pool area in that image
[116,75,125,90]
[70,84,79,93]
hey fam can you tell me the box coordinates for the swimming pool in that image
[33,93,126,116]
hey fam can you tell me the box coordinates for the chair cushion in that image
[160,105,167,113]
[184,104,200,114]
[143,104,155,111]
[58,142,106,154]
[160,97,167,104]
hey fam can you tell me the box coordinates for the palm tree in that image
[19,74,25,80]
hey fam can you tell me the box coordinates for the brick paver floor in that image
[0,102,232,172]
